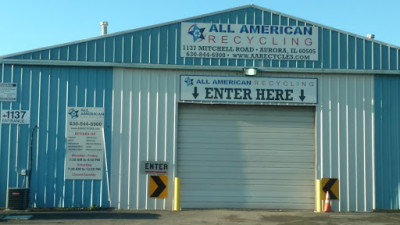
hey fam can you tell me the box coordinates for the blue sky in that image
[1,0,399,56]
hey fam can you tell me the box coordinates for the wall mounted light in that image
[243,68,257,76]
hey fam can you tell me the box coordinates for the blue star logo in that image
[188,24,205,42]
[68,108,79,119]
[184,77,194,86]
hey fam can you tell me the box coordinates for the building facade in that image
[0,5,399,211]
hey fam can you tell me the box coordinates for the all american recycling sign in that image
[181,22,318,61]
[179,75,318,105]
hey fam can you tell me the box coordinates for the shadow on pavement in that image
[2,211,160,221]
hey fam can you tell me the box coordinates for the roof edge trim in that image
[2,59,399,76]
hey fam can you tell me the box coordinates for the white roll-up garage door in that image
[177,104,315,209]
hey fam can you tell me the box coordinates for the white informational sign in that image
[180,75,318,105]
[181,22,318,61]
[1,110,30,124]
[0,83,17,101]
[65,107,105,180]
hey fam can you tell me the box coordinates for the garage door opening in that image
[177,104,315,209]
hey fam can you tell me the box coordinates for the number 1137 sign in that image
[1,110,30,124]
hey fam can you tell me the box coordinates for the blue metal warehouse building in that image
[1,5,400,211]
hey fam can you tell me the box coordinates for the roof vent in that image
[100,21,109,35]
[366,34,375,39]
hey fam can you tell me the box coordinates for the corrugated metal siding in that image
[4,6,400,72]
[316,74,375,211]
[112,68,375,211]
[375,75,400,210]
[111,68,178,210]
[0,64,113,208]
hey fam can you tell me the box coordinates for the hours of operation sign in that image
[181,22,318,61]
[65,107,105,180]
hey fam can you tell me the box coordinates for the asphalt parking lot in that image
[1,209,400,225]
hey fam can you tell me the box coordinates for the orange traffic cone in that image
[323,191,332,212]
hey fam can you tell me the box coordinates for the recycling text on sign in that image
[180,75,318,105]
[181,23,319,61]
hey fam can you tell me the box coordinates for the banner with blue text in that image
[181,23,318,61]
[180,75,318,105]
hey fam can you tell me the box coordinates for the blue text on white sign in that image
[179,75,318,105]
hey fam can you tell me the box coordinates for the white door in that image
[178,104,315,209]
